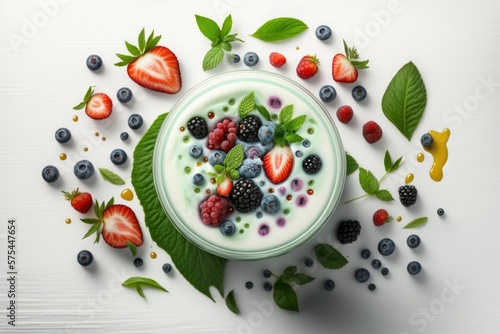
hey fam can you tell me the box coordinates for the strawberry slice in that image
[102,204,143,248]
[73,86,112,120]
[216,174,233,197]
[263,145,294,184]
[332,40,369,83]
[116,29,181,94]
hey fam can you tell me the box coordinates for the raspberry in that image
[269,52,286,68]
[237,115,262,142]
[362,121,382,143]
[373,209,392,226]
[207,118,237,152]
[187,117,208,139]
[336,105,353,124]
[336,219,361,244]
[230,179,263,213]
[399,185,417,207]
[199,195,230,227]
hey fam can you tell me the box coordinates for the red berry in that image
[296,55,319,79]
[373,209,392,226]
[62,188,93,213]
[269,52,286,68]
[362,121,383,143]
[199,195,230,227]
[207,118,237,151]
[336,105,353,124]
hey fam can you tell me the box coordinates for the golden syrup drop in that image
[121,189,134,201]
[196,161,202,167]
[286,194,293,201]
[208,111,215,119]
[59,153,67,161]
[180,126,185,132]
[307,189,314,195]
[205,189,211,195]
[150,252,157,259]
[405,173,414,184]
[296,46,300,50]
[102,137,106,141]
[423,128,450,182]
[83,147,89,152]
[203,157,209,163]
[65,218,72,224]
[95,132,99,137]
[210,178,216,184]
[396,216,402,222]
[417,153,425,163]
[72,115,79,122]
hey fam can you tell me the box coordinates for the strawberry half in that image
[263,145,294,184]
[73,86,112,120]
[216,174,233,197]
[332,40,369,83]
[115,29,181,94]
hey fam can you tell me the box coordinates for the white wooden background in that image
[1,0,500,333]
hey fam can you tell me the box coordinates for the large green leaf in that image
[131,113,226,301]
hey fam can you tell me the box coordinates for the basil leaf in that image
[122,277,168,300]
[195,15,221,42]
[374,189,394,201]
[314,244,348,269]
[251,17,308,42]
[404,217,428,229]
[238,92,255,117]
[202,45,224,71]
[273,281,299,312]
[359,168,379,194]
[99,168,126,185]
[346,153,359,176]
[293,273,315,285]
[382,61,427,140]
[225,290,239,314]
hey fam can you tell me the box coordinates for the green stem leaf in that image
[225,290,239,314]
[273,280,299,312]
[314,244,348,269]
[251,17,308,42]
[403,217,428,229]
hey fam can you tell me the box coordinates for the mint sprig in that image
[268,266,315,312]
[208,144,244,184]
[195,14,244,71]
[273,105,306,147]
[122,277,168,300]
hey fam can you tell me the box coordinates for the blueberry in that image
[315,25,332,41]
[381,268,389,276]
[162,263,172,273]
[220,220,236,236]
[361,249,371,259]
[77,250,93,266]
[352,86,367,101]
[188,144,203,159]
[239,158,263,178]
[193,173,204,185]
[421,133,433,147]
[437,208,445,216]
[245,281,254,289]
[304,258,314,267]
[133,258,143,267]
[42,165,60,183]
[258,123,275,143]
[407,261,422,275]
[378,238,395,256]
[324,279,335,291]
[117,87,132,103]
[355,268,370,283]
[263,281,273,291]
[368,283,376,291]
[302,140,311,148]
[110,149,127,165]
[295,150,303,158]
[208,150,226,166]
[128,114,143,130]
[120,132,129,141]
[55,127,71,143]
[407,234,421,249]
[244,52,259,66]
[260,194,280,214]
[86,54,102,71]
[263,269,272,278]
[74,160,94,179]
[231,54,241,63]
[372,259,382,269]
[319,85,337,102]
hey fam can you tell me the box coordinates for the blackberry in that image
[230,179,263,213]
[187,117,208,139]
[336,219,361,244]
[237,115,262,142]
[399,185,418,207]
[303,155,322,174]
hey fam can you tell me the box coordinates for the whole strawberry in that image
[62,188,93,213]
[269,52,286,68]
[362,121,383,143]
[296,55,319,79]
[373,209,392,226]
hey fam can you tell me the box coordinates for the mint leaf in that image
[251,17,308,42]
[382,61,427,140]
[195,15,221,42]
[273,281,299,312]
[286,115,307,131]
[99,167,126,185]
[374,189,394,201]
[225,290,239,314]
[292,273,315,285]
[346,153,359,176]
[284,133,303,143]
[282,266,298,282]
[256,105,272,121]
[229,169,240,180]
[279,105,293,123]
[238,92,255,117]
[359,168,379,194]
[224,144,244,171]
[384,150,392,173]
[220,15,232,39]
[132,113,226,302]
[216,174,226,185]
[122,276,168,300]
[214,164,225,173]
[203,45,224,71]
[314,244,348,269]
[404,217,428,229]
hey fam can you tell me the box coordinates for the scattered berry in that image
[120,132,129,141]
[362,121,383,143]
[304,258,314,267]
[162,263,172,273]
[110,149,127,165]
[199,195,230,227]
[74,86,112,120]
[263,281,273,291]
[207,118,237,151]
[237,115,262,142]
[230,179,263,213]
[332,40,369,83]
[42,165,59,183]
[258,123,276,143]
[193,173,204,185]
[55,127,71,143]
[381,268,389,276]
[421,133,433,147]
[263,145,294,184]
[296,55,319,79]
[407,261,422,275]
[188,144,204,159]
[368,283,376,291]
[371,259,382,269]
[355,268,370,283]
[407,234,421,249]
[101,204,143,248]
[378,238,395,256]
[239,158,263,179]
[269,52,286,68]
[187,117,209,139]
[231,54,240,63]
[263,269,272,278]
[337,220,361,244]
[117,87,132,103]
[77,250,93,266]
[260,194,281,214]
[324,279,335,291]
[399,185,418,207]
[62,188,93,213]
[133,258,143,267]
[244,52,259,66]
[216,175,233,197]
[352,85,367,101]
[361,249,371,259]
[315,25,332,41]
[220,220,236,236]
[128,114,143,130]
[245,281,254,289]
[74,160,94,179]
[86,55,102,71]
[302,154,322,174]
[336,105,353,124]
[373,209,392,226]
[319,85,336,102]
[437,208,445,216]
[208,150,226,166]
[302,140,311,148]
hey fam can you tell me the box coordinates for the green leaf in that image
[229,169,240,180]
[273,281,299,312]
[138,28,146,52]
[122,276,168,300]
[238,92,255,118]
[374,189,394,201]
[279,105,293,123]
[292,273,315,285]
[282,266,297,282]
[359,168,379,194]
[346,153,359,176]
[127,241,137,256]
[136,286,146,299]
[390,156,403,173]
[132,113,226,302]
[73,101,87,110]
[214,164,225,174]
[251,17,308,42]
[224,144,244,171]
[195,14,221,42]
[216,174,226,185]
[82,221,101,241]
[99,168,126,185]
[203,45,224,71]
[225,290,239,314]
[284,133,303,143]
[220,15,232,39]
[256,105,272,121]
[403,217,428,229]
[221,42,232,52]
[80,218,100,225]
[125,41,140,56]
[286,115,306,131]
[384,151,392,173]
[314,243,348,269]
[382,61,427,141]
